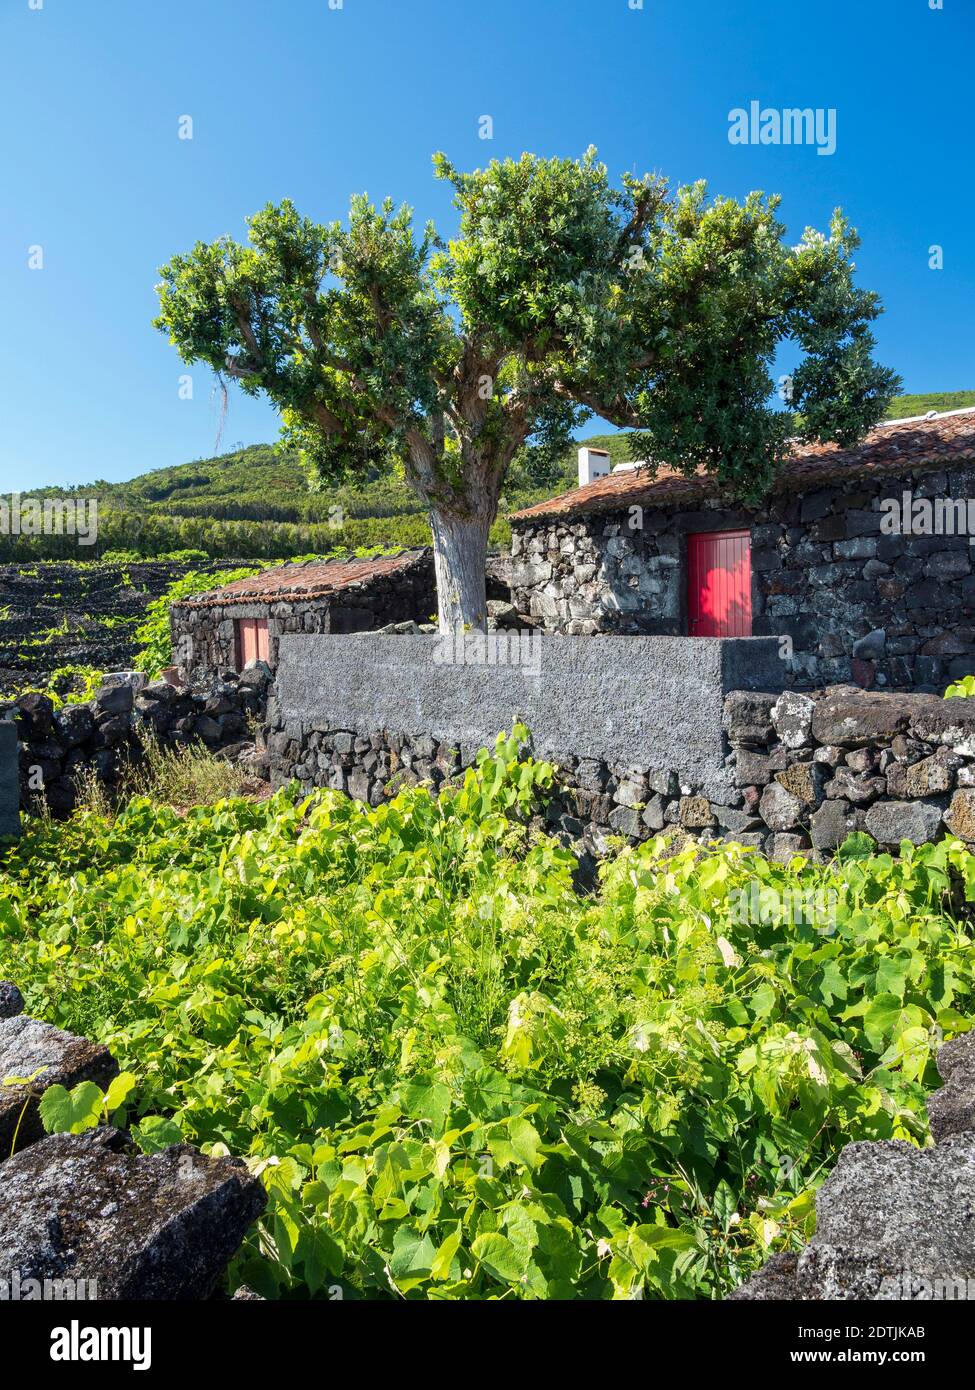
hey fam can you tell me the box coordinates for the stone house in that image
[509,409,975,691]
[170,549,436,681]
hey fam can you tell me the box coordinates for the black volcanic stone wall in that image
[5,664,271,817]
[510,461,975,691]
[259,684,975,865]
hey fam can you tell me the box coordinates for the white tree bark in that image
[430,507,492,634]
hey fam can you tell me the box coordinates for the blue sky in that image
[0,0,972,492]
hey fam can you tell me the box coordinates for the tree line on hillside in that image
[0,507,468,562]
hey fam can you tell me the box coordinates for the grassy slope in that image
[884,390,975,420]
[68,443,420,523]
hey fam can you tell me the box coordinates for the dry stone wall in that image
[726,685,975,858]
[259,675,975,863]
[1,662,272,819]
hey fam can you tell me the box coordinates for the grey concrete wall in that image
[275,632,783,800]
[0,720,20,838]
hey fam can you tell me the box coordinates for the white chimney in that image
[578,447,611,487]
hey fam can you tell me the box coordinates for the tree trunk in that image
[430,507,492,634]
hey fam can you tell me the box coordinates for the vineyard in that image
[0,550,407,701]
[2,729,973,1299]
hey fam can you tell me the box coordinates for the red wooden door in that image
[687,530,752,636]
[236,617,269,668]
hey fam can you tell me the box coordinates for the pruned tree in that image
[154,150,899,631]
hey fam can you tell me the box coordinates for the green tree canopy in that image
[154,150,899,629]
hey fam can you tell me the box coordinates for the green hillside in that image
[59,443,420,524]
[75,388,975,520]
[883,390,975,420]
[7,390,972,562]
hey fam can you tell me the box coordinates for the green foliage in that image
[1,664,105,710]
[2,733,973,1300]
[886,391,975,420]
[26,443,418,525]
[155,160,899,507]
[101,547,210,565]
[945,675,975,698]
[0,502,440,563]
[68,733,253,818]
[53,665,106,706]
[40,1073,137,1135]
[125,735,254,809]
[153,150,898,625]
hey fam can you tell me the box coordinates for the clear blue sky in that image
[1,0,972,492]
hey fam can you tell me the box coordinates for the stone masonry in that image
[5,663,271,818]
[510,436,975,691]
[259,675,975,865]
[171,550,436,680]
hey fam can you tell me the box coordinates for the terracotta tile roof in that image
[511,409,975,524]
[178,549,429,608]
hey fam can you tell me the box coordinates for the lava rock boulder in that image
[0,1126,266,1299]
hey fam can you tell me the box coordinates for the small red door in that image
[687,530,752,636]
[236,617,269,668]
